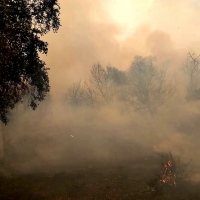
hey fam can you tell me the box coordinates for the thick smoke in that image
[1,0,200,182]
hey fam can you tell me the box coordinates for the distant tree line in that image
[66,54,200,115]
[66,56,177,115]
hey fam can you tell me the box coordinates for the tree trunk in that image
[0,123,7,165]
[0,123,5,165]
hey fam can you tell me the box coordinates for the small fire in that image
[160,160,177,187]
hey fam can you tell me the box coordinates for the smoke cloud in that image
[1,0,200,183]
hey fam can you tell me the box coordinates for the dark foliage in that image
[108,67,127,85]
[0,0,61,124]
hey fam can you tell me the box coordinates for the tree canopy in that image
[125,56,176,114]
[0,0,61,124]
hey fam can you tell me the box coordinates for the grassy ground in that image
[0,155,200,200]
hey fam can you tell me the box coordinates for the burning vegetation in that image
[160,159,177,187]
[147,152,193,196]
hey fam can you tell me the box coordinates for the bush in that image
[147,152,193,196]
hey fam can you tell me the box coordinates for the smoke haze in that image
[1,0,200,183]
[43,0,200,96]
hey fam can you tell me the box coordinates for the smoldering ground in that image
[2,92,200,184]
[1,0,200,185]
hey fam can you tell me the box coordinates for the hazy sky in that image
[43,0,200,96]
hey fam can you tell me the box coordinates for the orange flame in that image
[160,160,177,187]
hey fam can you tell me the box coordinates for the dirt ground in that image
[0,154,200,200]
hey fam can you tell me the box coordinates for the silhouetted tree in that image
[185,53,200,101]
[67,64,121,106]
[90,64,116,104]
[67,81,96,106]
[0,0,61,124]
[124,56,176,115]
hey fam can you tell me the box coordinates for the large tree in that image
[124,56,176,115]
[0,0,60,124]
[66,64,120,107]
[184,53,200,101]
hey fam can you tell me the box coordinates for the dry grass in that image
[0,154,199,200]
